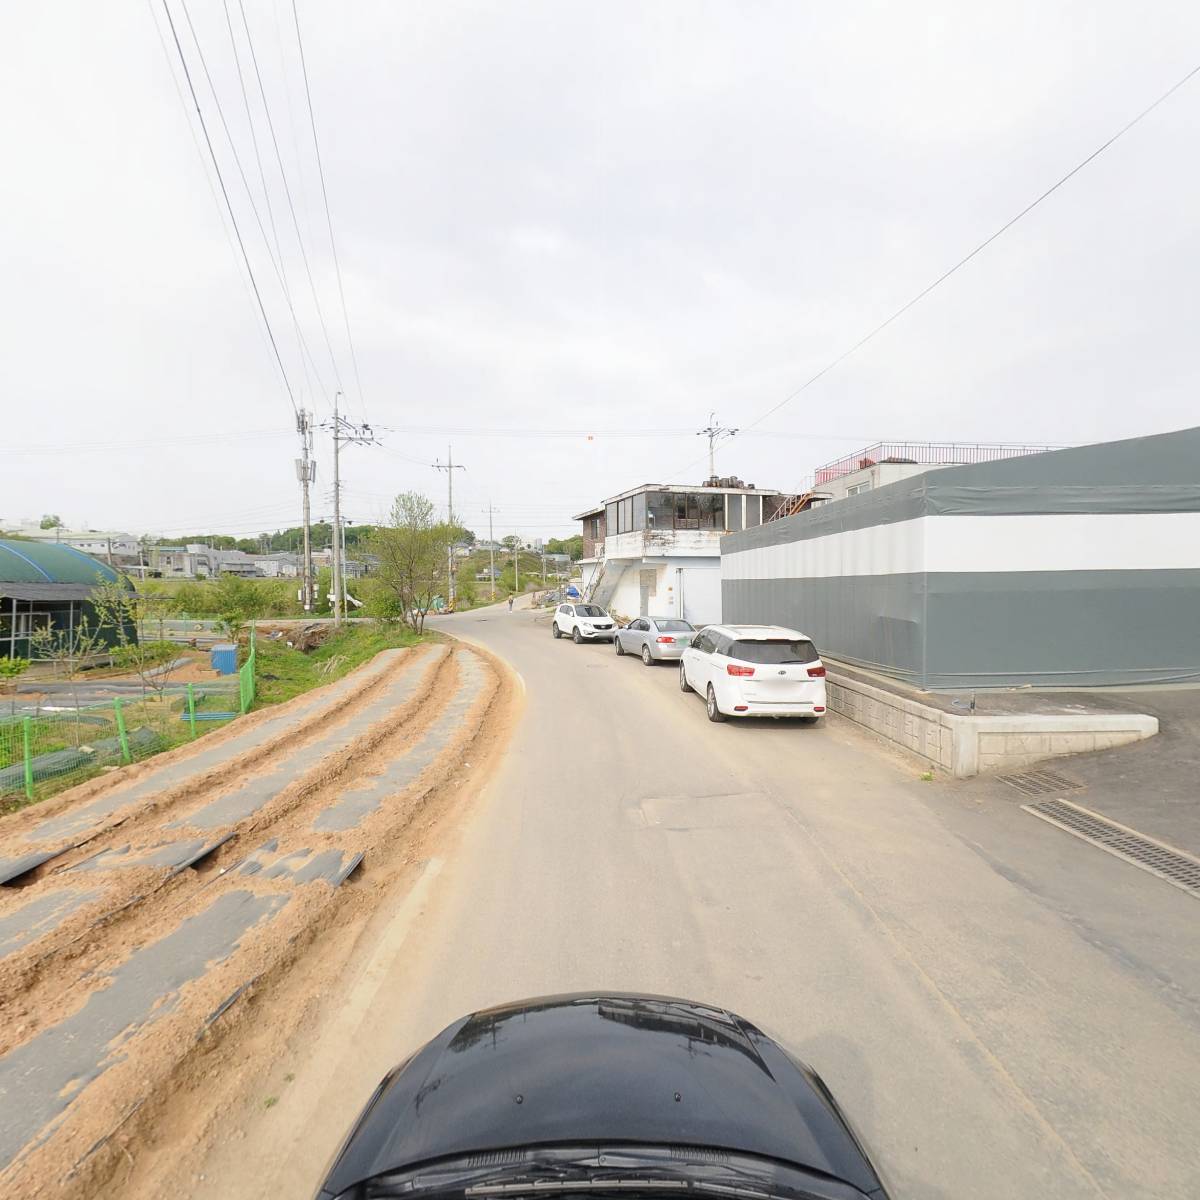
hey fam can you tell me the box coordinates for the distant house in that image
[0,539,134,660]
[3,525,141,564]
[573,478,786,625]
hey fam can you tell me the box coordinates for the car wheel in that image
[552,623,561,639]
[679,663,691,693]
[641,644,653,666]
[572,627,582,644]
[706,684,726,723]
[614,635,625,656]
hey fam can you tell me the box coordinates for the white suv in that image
[679,624,827,723]
[552,603,616,643]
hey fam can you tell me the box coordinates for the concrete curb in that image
[826,671,1158,777]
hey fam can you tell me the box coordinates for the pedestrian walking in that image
[507,595,514,612]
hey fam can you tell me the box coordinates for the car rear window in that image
[656,620,692,631]
[730,639,818,664]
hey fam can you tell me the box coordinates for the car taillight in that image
[807,665,826,678]
[727,664,755,677]
[656,636,675,643]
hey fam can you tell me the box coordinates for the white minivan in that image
[679,624,827,723]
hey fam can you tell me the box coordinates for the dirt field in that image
[0,636,515,1199]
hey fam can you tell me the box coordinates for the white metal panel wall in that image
[723,517,926,579]
[679,566,722,625]
[722,512,1200,581]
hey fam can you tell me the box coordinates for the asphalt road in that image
[201,600,1200,1200]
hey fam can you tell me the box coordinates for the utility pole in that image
[485,502,499,602]
[696,411,738,481]
[296,410,316,612]
[514,540,520,595]
[433,446,465,608]
[322,392,374,628]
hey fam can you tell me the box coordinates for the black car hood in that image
[320,993,884,1197]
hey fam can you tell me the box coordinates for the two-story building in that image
[574,479,785,625]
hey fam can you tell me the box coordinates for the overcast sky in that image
[2,2,1198,542]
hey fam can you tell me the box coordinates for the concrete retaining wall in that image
[826,671,1158,778]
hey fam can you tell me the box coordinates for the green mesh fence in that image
[0,634,255,808]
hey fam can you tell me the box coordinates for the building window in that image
[745,495,762,527]
[632,492,646,530]
[620,496,633,532]
[647,491,674,529]
[606,502,619,535]
[846,481,872,496]
[697,493,722,529]
[589,517,601,539]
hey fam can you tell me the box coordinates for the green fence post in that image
[22,716,34,801]
[113,697,132,764]
[187,683,198,739]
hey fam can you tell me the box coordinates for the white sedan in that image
[679,624,828,723]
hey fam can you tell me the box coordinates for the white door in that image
[679,567,722,626]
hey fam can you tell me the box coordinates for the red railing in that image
[812,441,1057,485]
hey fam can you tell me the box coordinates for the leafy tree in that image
[314,567,332,614]
[500,534,521,553]
[546,534,584,561]
[0,657,29,694]
[39,514,63,530]
[210,575,268,639]
[369,492,453,633]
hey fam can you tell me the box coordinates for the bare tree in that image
[89,579,181,699]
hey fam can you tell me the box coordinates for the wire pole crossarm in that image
[696,412,738,480]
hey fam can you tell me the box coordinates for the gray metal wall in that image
[923,569,1200,687]
[722,427,1200,690]
[721,575,927,683]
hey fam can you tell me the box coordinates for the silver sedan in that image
[614,617,697,665]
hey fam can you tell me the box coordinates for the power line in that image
[291,0,368,422]
[160,0,298,415]
[236,0,346,398]
[371,422,880,441]
[734,58,1200,439]
[3,428,290,454]
[178,0,330,400]
[146,0,291,408]
[219,0,317,411]
[667,59,1200,483]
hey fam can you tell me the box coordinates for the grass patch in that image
[253,622,424,707]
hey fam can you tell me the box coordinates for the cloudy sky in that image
[2,2,1198,542]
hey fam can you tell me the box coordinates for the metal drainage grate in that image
[1024,798,1200,897]
[997,768,1082,797]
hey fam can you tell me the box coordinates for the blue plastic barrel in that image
[210,643,238,675]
